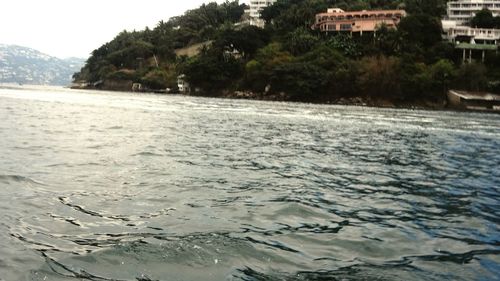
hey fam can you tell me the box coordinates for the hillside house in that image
[312,8,406,34]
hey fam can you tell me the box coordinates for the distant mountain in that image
[0,44,85,86]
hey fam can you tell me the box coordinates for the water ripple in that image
[0,87,499,280]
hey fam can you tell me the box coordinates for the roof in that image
[317,9,406,17]
[449,90,500,101]
[455,43,498,50]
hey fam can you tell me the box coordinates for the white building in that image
[445,26,500,62]
[447,26,500,44]
[442,0,500,62]
[247,0,277,27]
[447,0,500,25]
[177,74,190,93]
[443,0,500,45]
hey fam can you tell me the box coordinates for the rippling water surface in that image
[0,86,499,281]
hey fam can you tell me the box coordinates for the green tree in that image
[261,0,329,32]
[184,48,243,93]
[299,44,357,98]
[398,14,443,56]
[357,56,402,98]
[470,9,500,28]
[260,0,303,25]
[454,63,488,91]
[107,40,154,68]
[214,26,270,59]
[325,34,361,58]
[297,43,345,69]
[244,43,293,92]
[151,21,176,62]
[138,64,177,90]
[372,24,402,56]
[429,59,456,94]
[398,59,431,100]
[404,0,446,17]
[270,62,329,100]
[283,28,319,55]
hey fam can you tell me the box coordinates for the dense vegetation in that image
[74,0,500,106]
[470,8,500,28]
[73,1,246,90]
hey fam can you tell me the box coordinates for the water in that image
[0,86,499,281]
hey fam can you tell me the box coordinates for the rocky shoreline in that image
[72,79,499,113]
[222,90,448,110]
[72,84,452,111]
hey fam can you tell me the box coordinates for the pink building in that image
[313,8,406,34]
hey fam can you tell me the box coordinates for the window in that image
[340,24,352,30]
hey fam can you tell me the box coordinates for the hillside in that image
[0,44,85,86]
[73,0,500,105]
[72,1,246,91]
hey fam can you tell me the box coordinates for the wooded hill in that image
[73,0,500,105]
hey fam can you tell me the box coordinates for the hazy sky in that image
[0,0,246,59]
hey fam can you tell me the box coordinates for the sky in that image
[0,0,247,59]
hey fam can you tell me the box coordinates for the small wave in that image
[411,249,500,264]
[131,152,164,157]
[106,126,123,130]
[245,236,300,253]
[48,213,84,228]
[34,232,263,280]
[0,174,45,185]
[45,163,74,168]
[57,197,175,222]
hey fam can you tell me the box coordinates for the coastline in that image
[70,85,467,112]
[70,81,498,113]
[222,90,449,111]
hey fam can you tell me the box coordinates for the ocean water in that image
[0,86,499,281]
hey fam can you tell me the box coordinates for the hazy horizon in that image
[0,0,247,59]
